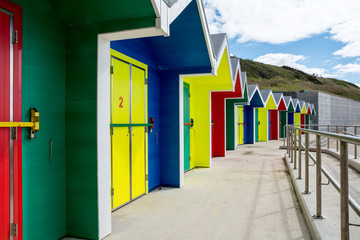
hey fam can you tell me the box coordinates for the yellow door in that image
[131,65,146,200]
[237,106,244,145]
[111,58,131,209]
[295,113,301,135]
[110,50,148,210]
[258,108,268,142]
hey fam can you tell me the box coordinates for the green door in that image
[280,111,287,138]
[184,83,190,172]
[305,115,310,129]
[255,108,259,142]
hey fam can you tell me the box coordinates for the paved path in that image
[66,140,311,240]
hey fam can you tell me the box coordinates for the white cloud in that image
[356,83,360,88]
[333,63,360,74]
[204,0,360,57]
[254,53,336,77]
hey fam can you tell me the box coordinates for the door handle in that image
[184,118,194,128]
[0,108,39,139]
[49,139,53,161]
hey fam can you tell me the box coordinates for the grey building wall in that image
[280,91,360,132]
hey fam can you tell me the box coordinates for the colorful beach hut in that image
[211,58,244,157]
[238,85,265,144]
[225,72,249,152]
[293,98,301,127]
[272,93,287,140]
[281,96,295,137]
[299,100,307,129]
[305,102,311,128]
[256,90,276,142]
[183,33,235,169]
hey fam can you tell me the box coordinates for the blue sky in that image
[204,0,360,86]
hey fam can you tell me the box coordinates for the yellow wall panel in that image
[266,95,277,110]
[301,105,307,114]
[295,113,301,126]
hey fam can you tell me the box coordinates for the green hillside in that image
[239,58,360,101]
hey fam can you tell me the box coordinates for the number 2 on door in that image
[119,97,123,108]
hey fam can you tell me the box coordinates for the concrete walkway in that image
[65,140,311,240]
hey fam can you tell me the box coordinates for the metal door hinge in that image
[111,188,114,196]
[189,93,191,97]
[189,156,191,161]
[10,223,17,237]
[10,127,17,140]
[110,66,114,74]
[145,174,148,181]
[110,127,114,135]
[145,78,148,85]
[145,127,148,133]
[12,30,18,44]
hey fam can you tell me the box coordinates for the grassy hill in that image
[239,58,360,101]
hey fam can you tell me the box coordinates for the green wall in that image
[65,14,156,240]
[15,0,67,239]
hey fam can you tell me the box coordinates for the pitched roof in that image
[210,33,227,60]
[260,89,272,103]
[284,96,293,108]
[240,71,247,95]
[273,93,283,105]
[248,85,257,100]
[230,57,240,80]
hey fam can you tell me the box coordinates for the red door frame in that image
[269,110,279,140]
[0,1,22,239]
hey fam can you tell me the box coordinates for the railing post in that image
[336,126,339,152]
[304,132,310,194]
[287,126,290,157]
[298,131,302,179]
[327,124,330,149]
[283,125,286,146]
[290,128,293,162]
[286,126,291,157]
[340,140,349,240]
[314,135,323,219]
[355,126,357,159]
[294,129,297,169]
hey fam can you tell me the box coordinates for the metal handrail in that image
[296,138,360,217]
[343,131,360,137]
[283,124,359,159]
[292,127,360,145]
[285,125,360,240]
[110,123,152,127]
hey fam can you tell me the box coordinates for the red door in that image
[301,114,305,128]
[0,9,11,240]
[0,1,22,239]
[300,114,306,134]
[270,110,279,140]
